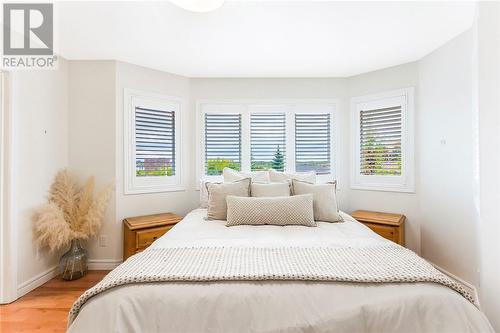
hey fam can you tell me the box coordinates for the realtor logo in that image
[2,3,57,69]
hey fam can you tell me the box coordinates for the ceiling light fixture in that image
[169,0,225,13]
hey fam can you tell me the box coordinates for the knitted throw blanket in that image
[68,245,473,324]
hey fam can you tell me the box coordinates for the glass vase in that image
[59,239,88,281]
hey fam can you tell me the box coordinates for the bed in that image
[68,209,493,333]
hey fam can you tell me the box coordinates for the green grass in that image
[206,159,241,175]
[136,166,173,177]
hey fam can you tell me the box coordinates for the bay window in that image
[198,100,337,182]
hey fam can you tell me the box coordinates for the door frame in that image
[0,71,17,303]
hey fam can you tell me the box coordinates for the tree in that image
[271,145,284,171]
[361,136,400,176]
[206,159,240,175]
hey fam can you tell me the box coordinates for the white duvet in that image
[68,209,493,333]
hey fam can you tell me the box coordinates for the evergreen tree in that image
[271,145,285,171]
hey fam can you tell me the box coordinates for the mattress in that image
[68,209,493,333]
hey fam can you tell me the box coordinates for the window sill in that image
[350,183,415,193]
[124,185,187,195]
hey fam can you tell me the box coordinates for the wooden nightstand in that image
[351,210,405,246]
[123,212,182,260]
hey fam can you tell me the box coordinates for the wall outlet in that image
[99,235,107,247]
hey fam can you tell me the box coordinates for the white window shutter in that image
[295,113,331,174]
[359,106,402,176]
[351,88,415,193]
[250,112,286,171]
[124,89,184,194]
[135,107,176,177]
[204,113,242,175]
[199,101,337,180]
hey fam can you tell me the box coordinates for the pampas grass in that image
[33,169,113,251]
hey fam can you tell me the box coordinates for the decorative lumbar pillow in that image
[226,194,316,227]
[269,169,316,184]
[206,178,251,220]
[223,167,270,183]
[251,182,290,197]
[291,180,341,222]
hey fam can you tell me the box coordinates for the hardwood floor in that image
[0,270,108,333]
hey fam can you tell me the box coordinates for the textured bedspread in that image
[68,209,493,333]
[69,245,473,324]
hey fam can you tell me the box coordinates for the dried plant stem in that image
[33,169,113,252]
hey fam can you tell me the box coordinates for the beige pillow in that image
[269,169,316,183]
[223,167,270,183]
[291,180,341,222]
[251,182,290,197]
[199,179,214,208]
[206,178,251,220]
[226,194,316,227]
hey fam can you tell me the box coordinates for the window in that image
[295,113,330,174]
[135,107,175,177]
[251,112,286,171]
[198,101,337,182]
[205,113,241,175]
[124,89,184,194]
[351,88,414,192]
[359,106,401,176]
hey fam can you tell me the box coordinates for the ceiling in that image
[56,1,475,78]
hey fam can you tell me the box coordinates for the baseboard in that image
[17,265,58,298]
[88,259,122,270]
[14,260,120,299]
[431,263,480,308]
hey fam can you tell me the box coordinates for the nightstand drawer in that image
[363,222,398,242]
[352,210,405,246]
[136,226,172,249]
[123,212,183,260]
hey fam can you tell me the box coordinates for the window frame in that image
[350,88,415,193]
[196,99,339,185]
[124,88,184,194]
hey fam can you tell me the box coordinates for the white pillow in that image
[291,180,341,223]
[199,179,216,208]
[251,182,290,197]
[200,167,270,207]
[226,194,316,227]
[206,178,251,220]
[269,169,316,183]
[223,167,270,183]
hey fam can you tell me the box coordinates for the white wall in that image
[67,61,197,266]
[346,63,420,253]
[68,61,118,264]
[115,61,198,257]
[475,2,500,330]
[418,30,479,285]
[9,58,69,295]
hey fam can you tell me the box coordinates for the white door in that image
[0,72,16,303]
